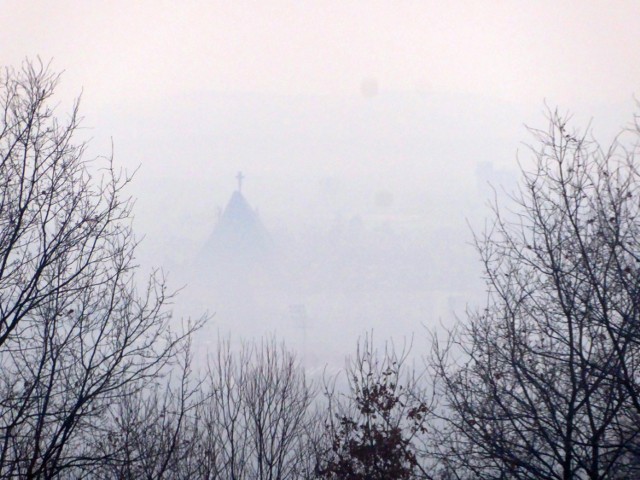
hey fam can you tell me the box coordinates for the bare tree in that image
[429,110,640,479]
[316,335,434,479]
[194,337,317,479]
[89,343,204,479]
[0,60,199,478]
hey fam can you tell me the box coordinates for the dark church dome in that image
[197,174,271,275]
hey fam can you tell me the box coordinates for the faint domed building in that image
[197,172,272,285]
[190,173,287,341]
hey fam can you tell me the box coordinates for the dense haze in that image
[4,1,640,366]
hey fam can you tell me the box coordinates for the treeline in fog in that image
[2,61,640,479]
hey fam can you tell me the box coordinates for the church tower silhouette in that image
[198,172,271,274]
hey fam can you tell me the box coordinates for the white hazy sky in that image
[3,1,640,358]
[5,0,640,251]
[3,1,640,108]
[3,1,640,264]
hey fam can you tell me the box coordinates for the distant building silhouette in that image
[197,173,271,280]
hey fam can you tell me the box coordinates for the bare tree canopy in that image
[430,110,640,479]
[198,337,317,479]
[317,336,434,479]
[0,59,198,478]
[7,58,640,480]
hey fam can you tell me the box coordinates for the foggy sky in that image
[4,1,640,106]
[3,1,640,363]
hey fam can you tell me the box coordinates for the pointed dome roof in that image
[198,178,271,271]
[212,190,268,243]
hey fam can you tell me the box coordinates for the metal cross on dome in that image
[236,171,245,192]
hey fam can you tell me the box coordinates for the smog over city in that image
[3,2,640,477]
